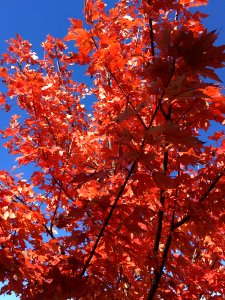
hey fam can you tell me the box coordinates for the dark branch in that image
[172,167,225,230]
[149,18,155,57]
[148,63,175,129]
[90,36,147,130]
[80,159,138,276]
[79,33,176,277]
[147,212,175,300]
[51,174,75,203]
[147,0,155,57]
[105,66,147,129]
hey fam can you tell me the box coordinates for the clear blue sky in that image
[0,1,224,299]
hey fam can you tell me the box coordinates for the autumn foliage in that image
[0,0,225,299]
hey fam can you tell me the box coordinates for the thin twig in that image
[90,36,147,129]
[147,0,155,57]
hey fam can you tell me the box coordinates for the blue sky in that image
[0,0,224,299]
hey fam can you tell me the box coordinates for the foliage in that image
[0,0,225,299]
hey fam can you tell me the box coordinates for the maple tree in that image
[0,0,225,299]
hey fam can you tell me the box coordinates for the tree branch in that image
[80,35,176,277]
[172,167,225,230]
[80,158,138,276]
[51,174,75,203]
[105,65,147,129]
[153,148,168,252]
[50,187,62,234]
[147,212,175,299]
[147,0,155,57]
[91,36,147,129]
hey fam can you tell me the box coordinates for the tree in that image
[0,0,225,299]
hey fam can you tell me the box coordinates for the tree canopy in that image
[0,0,225,299]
